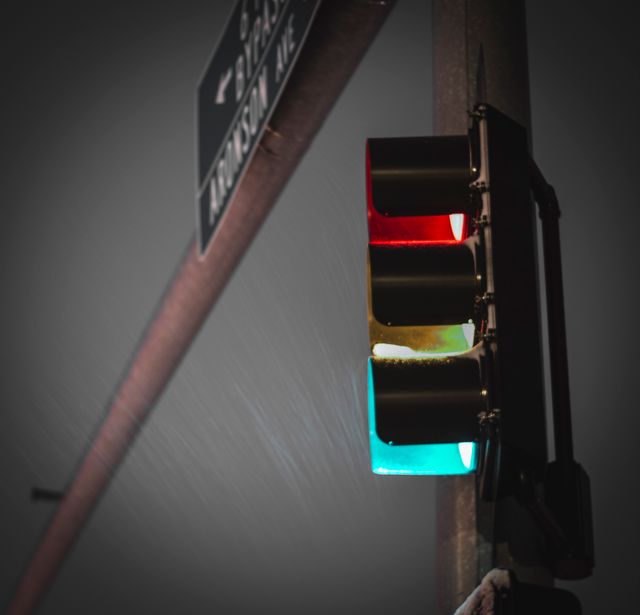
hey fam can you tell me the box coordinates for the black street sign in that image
[197,0,321,256]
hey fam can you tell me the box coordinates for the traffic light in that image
[364,103,593,579]
[366,105,547,480]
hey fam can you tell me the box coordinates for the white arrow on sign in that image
[215,67,233,104]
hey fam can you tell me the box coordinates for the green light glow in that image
[457,442,475,469]
[368,359,477,475]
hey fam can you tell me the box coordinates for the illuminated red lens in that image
[366,143,467,245]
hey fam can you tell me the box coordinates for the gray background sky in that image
[1,1,639,613]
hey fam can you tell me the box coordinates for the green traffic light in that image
[368,359,477,475]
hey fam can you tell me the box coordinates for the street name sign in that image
[197,0,321,256]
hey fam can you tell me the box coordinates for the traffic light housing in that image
[366,105,547,480]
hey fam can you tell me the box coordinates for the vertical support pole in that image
[432,2,552,613]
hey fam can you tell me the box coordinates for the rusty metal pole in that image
[432,2,552,613]
[6,2,396,613]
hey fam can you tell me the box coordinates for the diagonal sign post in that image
[6,2,396,612]
[197,0,321,256]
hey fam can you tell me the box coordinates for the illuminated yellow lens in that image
[367,254,475,356]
